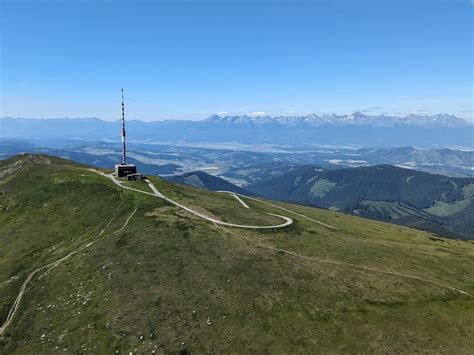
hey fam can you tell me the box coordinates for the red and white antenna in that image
[121,88,127,164]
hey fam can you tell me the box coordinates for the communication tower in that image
[115,89,138,178]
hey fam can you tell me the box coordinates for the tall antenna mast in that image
[115,88,138,179]
[121,88,126,164]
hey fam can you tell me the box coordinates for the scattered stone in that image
[206,317,212,326]
[140,335,144,340]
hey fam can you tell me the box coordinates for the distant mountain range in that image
[1,113,472,148]
[205,112,470,128]
[171,165,474,240]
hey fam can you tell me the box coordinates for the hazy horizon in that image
[1,111,472,123]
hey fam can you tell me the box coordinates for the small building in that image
[127,173,145,181]
[115,163,137,178]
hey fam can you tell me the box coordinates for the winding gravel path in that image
[2,169,470,339]
[229,193,249,208]
[217,190,338,230]
[92,170,472,297]
[94,170,294,229]
[215,224,472,297]
[0,203,137,336]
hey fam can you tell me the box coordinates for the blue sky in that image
[1,0,472,121]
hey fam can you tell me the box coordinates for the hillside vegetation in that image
[1,154,473,353]
[167,171,249,195]
[247,165,474,240]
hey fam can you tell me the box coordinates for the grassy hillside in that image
[1,155,474,353]
[247,164,474,240]
[167,171,249,195]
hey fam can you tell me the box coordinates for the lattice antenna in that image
[121,88,126,164]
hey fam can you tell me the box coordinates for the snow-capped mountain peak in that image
[205,113,470,128]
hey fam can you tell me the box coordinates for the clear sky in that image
[1,0,472,121]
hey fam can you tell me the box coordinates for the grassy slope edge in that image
[0,154,473,353]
